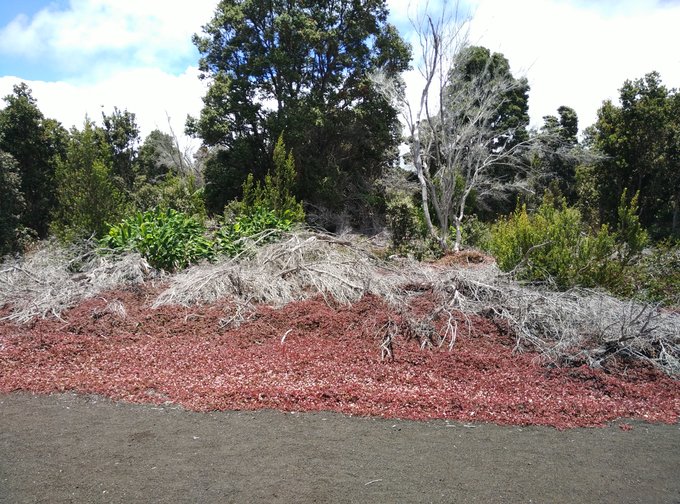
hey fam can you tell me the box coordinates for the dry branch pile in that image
[153,231,437,308]
[1,231,678,375]
[0,240,155,324]
[441,270,680,375]
[153,231,679,375]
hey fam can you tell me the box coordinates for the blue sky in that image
[1,0,679,144]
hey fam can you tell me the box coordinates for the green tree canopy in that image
[0,83,67,237]
[52,119,127,240]
[188,0,411,215]
[532,105,582,204]
[100,107,141,193]
[590,72,679,237]
[0,151,25,255]
[138,129,180,181]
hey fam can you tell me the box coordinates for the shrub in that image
[52,121,128,241]
[238,134,305,222]
[385,191,423,251]
[100,208,213,271]
[614,189,648,265]
[456,214,491,250]
[133,174,206,218]
[215,206,293,257]
[627,241,680,306]
[488,196,623,289]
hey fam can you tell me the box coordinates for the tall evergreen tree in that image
[0,83,66,237]
[188,0,411,215]
[52,119,126,240]
[0,151,25,254]
[591,72,679,237]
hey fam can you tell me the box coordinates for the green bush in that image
[456,214,491,250]
[52,120,129,241]
[385,191,423,251]
[100,208,213,271]
[237,134,305,222]
[628,241,680,306]
[614,189,648,265]
[488,196,625,289]
[215,206,293,257]
[133,174,206,218]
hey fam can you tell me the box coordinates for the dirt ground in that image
[1,392,679,504]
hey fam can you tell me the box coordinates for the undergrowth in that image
[486,192,647,291]
[100,206,295,271]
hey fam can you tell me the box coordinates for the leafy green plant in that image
[238,134,305,222]
[614,189,648,265]
[51,120,128,241]
[626,240,680,306]
[385,191,423,252]
[133,174,206,218]
[488,196,623,289]
[215,206,293,257]
[455,214,491,250]
[100,208,213,271]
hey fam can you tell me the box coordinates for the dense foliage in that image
[234,134,305,223]
[0,84,66,239]
[0,151,25,255]
[51,120,128,241]
[487,193,647,291]
[101,206,294,271]
[588,72,679,238]
[100,208,213,271]
[188,0,411,215]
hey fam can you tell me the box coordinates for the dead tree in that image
[371,1,535,252]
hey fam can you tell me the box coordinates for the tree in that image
[372,7,533,251]
[138,126,205,184]
[52,119,127,240]
[100,107,141,193]
[590,72,679,237]
[0,151,25,255]
[134,129,207,217]
[531,106,583,205]
[0,83,67,237]
[238,133,305,221]
[188,0,411,215]
[137,129,177,182]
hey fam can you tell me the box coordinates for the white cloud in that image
[0,1,219,145]
[468,0,680,129]
[387,0,680,131]
[0,66,208,145]
[0,0,218,77]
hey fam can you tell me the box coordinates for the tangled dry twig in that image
[0,240,155,324]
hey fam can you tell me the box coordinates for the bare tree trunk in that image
[452,218,462,252]
[417,170,437,240]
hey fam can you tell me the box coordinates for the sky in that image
[0,0,679,147]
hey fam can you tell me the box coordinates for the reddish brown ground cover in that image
[1,287,678,429]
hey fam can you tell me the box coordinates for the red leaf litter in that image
[1,288,678,429]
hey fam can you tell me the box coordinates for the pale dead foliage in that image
[153,230,436,309]
[437,267,680,376]
[153,230,679,374]
[0,240,155,324]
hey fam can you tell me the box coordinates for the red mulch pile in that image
[1,287,678,429]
